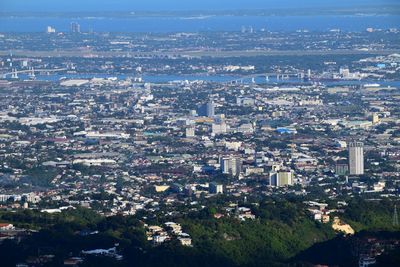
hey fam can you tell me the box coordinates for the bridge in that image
[1,67,69,79]
[224,71,309,85]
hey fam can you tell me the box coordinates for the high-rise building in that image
[197,100,215,118]
[349,142,364,175]
[221,157,242,177]
[231,158,242,177]
[46,26,56,33]
[209,183,223,194]
[335,163,349,176]
[206,100,215,118]
[269,170,294,187]
[71,22,81,33]
[372,113,380,124]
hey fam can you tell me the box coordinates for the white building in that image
[221,157,242,177]
[225,141,242,151]
[212,121,228,135]
[0,223,15,231]
[209,182,223,194]
[269,170,294,187]
[185,126,195,138]
[349,142,364,175]
[206,101,215,118]
[46,26,56,33]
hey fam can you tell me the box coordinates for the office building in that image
[71,22,81,33]
[372,113,380,124]
[209,183,223,194]
[46,26,56,33]
[221,157,242,177]
[236,97,255,107]
[185,126,195,138]
[206,100,215,117]
[269,170,294,187]
[197,100,215,118]
[348,142,364,175]
[335,163,349,176]
[212,121,227,135]
[339,67,350,78]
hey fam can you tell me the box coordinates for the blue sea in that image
[0,15,399,33]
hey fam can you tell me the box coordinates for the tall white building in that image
[221,157,242,177]
[349,142,364,175]
[206,100,215,118]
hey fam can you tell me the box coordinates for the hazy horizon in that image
[1,0,399,12]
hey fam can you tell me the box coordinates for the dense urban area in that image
[0,15,399,267]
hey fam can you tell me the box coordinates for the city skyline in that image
[0,1,399,267]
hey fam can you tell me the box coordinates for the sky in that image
[0,0,398,12]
